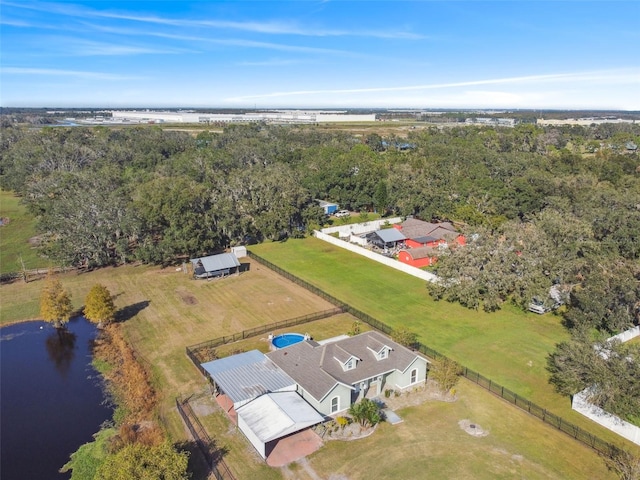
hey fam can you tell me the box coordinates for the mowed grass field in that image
[0,256,628,478]
[193,326,614,480]
[0,191,50,274]
[309,379,613,480]
[250,237,640,451]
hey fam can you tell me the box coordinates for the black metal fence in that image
[247,251,393,335]
[175,394,236,480]
[247,250,621,458]
[186,307,343,370]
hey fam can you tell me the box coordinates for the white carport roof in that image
[236,392,324,443]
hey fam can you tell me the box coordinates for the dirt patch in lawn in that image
[459,419,489,437]
[177,290,198,305]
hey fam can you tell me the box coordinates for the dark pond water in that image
[1,317,112,480]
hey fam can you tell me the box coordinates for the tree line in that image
[3,121,639,427]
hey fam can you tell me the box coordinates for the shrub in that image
[336,416,350,429]
[430,356,462,394]
[348,398,382,428]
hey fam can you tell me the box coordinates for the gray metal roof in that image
[191,253,240,273]
[236,392,324,443]
[201,350,296,405]
[373,229,406,243]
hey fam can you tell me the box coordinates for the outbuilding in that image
[317,200,339,215]
[365,229,406,250]
[231,246,247,258]
[190,252,241,279]
[398,247,439,268]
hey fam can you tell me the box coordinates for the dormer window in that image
[367,343,392,361]
[337,355,359,371]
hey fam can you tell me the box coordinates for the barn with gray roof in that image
[190,252,241,279]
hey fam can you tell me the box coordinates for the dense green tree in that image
[547,331,640,423]
[565,261,640,333]
[95,442,189,480]
[134,176,218,263]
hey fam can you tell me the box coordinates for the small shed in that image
[398,247,439,268]
[318,200,339,215]
[365,229,406,249]
[231,246,247,258]
[190,252,241,279]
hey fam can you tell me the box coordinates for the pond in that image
[0,317,112,480]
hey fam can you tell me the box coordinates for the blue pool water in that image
[271,333,306,349]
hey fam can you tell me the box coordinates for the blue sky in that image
[1,1,639,109]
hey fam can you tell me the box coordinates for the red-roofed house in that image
[393,218,465,249]
[394,218,466,267]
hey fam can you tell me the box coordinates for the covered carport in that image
[236,391,324,461]
[201,351,325,463]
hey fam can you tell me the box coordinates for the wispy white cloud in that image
[1,67,145,81]
[225,69,640,101]
[0,18,34,27]
[61,39,194,56]
[82,24,361,56]
[236,59,309,67]
[4,1,424,39]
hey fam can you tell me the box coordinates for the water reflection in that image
[45,327,77,376]
[1,318,112,480]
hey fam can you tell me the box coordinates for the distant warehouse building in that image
[110,110,377,124]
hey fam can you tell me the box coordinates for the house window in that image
[410,368,418,384]
[346,358,354,370]
[378,348,388,360]
[331,396,339,414]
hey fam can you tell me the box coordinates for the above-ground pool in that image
[271,333,307,349]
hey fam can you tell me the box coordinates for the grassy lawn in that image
[0,260,337,479]
[309,379,615,480]
[0,190,50,274]
[1,244,637,478]
[250,238,640,450]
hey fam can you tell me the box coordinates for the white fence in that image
[572,325,640,446]
[608,325,640,344]
[572,388,640,446]
[320,217,403,238]
[313,230,439,283]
